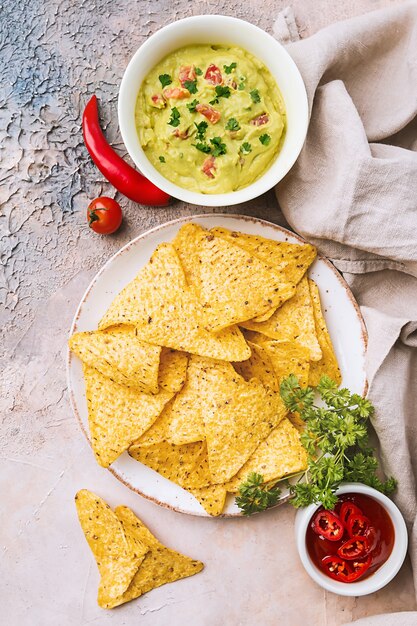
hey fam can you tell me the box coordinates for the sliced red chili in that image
[339,502,364,525]
[82,95,170,207]
[312,510,345,541]
[347,514,371,538]
[365,526,378,553]
[322,556,351,582]
[346,555,372,582]
[337,535,369,560]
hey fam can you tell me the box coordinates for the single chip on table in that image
[197,359,287,483]
[82,348,182,467]
[129,440,213,489]
[211,227,317,322]
[173,223,298,331]
[245,332,311,388]
[74,490,149,609]
[241,276,322,362]
[226,418,307,492]
[68,325,162,393]
[75,490,203,609]
[308,279,342,386]
[98,243,250,362]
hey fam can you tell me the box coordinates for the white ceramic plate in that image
[67,214,367,517]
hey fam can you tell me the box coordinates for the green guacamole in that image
[136,44,286,194]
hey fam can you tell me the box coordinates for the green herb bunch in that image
[235,472,281,515]
[237,375,396,514]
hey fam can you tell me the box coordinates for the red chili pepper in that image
[82,95,171,207]
[347,514,371,538]
[337,535,369,560]
[339,502,364,525]
[322,556,351,582]
[346,555,372,582]
[312,510,345,541]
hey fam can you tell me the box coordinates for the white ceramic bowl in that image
[294,483,408,596]
[118,15,308,206]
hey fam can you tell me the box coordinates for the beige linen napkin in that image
[273,1,417,619]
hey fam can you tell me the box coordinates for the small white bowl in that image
[118,15,308,207]
[294,483,408,596]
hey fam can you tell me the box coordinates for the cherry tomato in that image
[312,510,345,541]
[87,197,122,235]
[339,502,364,525]
[347,514,371,538]
[179,65,196,86]
[337,536,369,560]
[346,555,372,582]
[204,64,223,85]
[322,556,351,582]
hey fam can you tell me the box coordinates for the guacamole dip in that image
[136,45,286,194]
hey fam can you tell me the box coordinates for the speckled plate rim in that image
[67,214,368,518]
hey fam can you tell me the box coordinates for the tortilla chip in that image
[308,279,342,386]
[188,484,227,517]
[226,418,307,492]
[288,411,306,432]
[69,326,162,393]
[233,341,279,392]
[158,349,188,393]
[98,243,250,362]
[198,360,287,483]
[114,506,203,607]
[173,223,297,331]
[83,363,174,467]
[128,440,213,489]
[245,333,311,388]
[211,227,317,322]
[241,276,322,361]
[74,490,148,609]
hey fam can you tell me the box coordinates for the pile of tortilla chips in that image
[75,490,203,608]
[69,223,341,516]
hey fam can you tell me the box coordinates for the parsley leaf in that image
[210,136,227,156]
[224,62,237,74]
[194,120,208,141]
[187,99,199,113]
[210,84,231,104]
[225,117,240,131]
[250,88,261,103]
[195,67,203,76]
[184,79,198,94]
[259,133,271,145]
[193,142,211,153]
[167,107,181,127]
[240,142,252,154]
[159,74,172,88]
[236,472,281,515]
[158,156,166,163]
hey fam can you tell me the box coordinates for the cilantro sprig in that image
[225,118,240,131]
[159,74,172,88]
[224,62,237,74]
[210,85,231,104]
[168,107,180,127]
[187,99,199,112]
[250,88,261,103]
[184,79,198,94]
[236,375,396,515]
[236,472,281,515]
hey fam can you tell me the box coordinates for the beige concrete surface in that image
[1,1,415,625]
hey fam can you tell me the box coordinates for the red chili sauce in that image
[306,493,395,583]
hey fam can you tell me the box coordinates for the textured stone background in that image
[1,1,414,625]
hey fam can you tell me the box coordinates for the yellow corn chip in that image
[129,440,213,489]
[74,490,148,609]
[98,243,250,362]
[245,333,311,388]
[69,326,162,393]
[188,484,227,517]
[158,349,188,393]
[288,411,307,432]
[114,506,203,608]
[308,279,342,386]
[226,418,307,492]
[173,223,297,331]
[233,341,279,392]
[211,227,317,323]
[83,357,176,467]
[198,360,287,483]
[241,276,322,361]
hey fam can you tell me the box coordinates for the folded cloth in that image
[273,1,417,615]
